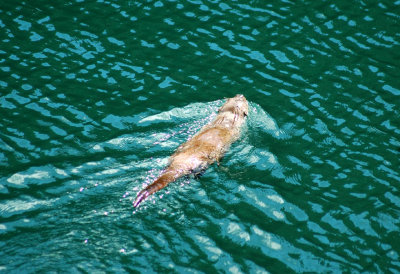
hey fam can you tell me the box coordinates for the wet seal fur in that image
[133,94,249,208]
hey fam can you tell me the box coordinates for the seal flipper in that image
[133,167,185,208]
[193,168,206,179]
[192,162,208,179]
[133,190,149,208]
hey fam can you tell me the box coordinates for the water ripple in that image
[1,0,400,272]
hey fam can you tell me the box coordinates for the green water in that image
[1,0,400,272]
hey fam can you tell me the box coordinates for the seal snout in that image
[234,94,245,101]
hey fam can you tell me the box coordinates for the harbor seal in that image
[133,94,249,208]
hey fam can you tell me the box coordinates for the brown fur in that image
[133,94,248,207]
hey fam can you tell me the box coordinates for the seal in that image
[133,94,249,208]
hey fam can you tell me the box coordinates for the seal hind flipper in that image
[133,190,149,208]
[133,170,177,208]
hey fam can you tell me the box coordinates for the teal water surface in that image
[1,0,400,272]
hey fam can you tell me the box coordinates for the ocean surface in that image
[1,0,399,272]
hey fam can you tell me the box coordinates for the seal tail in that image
[133,168,182,208]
